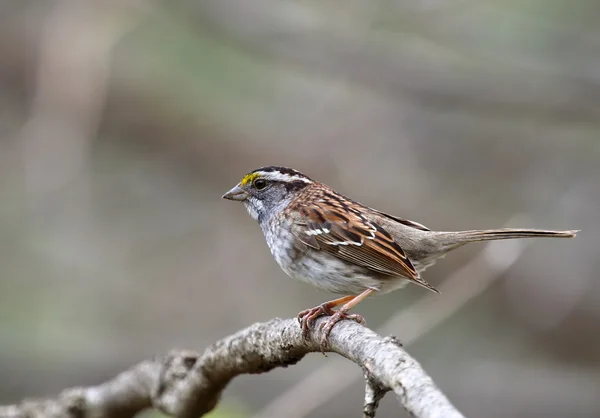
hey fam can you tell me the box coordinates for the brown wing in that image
[291,190,437,292]
[370,209,431,231]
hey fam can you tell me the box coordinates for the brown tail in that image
[435,228,578,251]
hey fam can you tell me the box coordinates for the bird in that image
[222,166,578,347]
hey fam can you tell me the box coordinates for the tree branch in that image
[253,217,533,418]
[0,317,463,418]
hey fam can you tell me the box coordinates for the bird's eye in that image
[253,178,268,190]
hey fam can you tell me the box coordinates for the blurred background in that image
[0,1,599,417]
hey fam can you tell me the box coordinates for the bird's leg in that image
[297,295,355,338]
[319,288,375,348]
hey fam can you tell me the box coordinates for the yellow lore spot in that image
[240,172,260,186]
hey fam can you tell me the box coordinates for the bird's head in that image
[222,166,313,222]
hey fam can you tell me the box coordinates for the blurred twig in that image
[21,0,149,206]
[17,0,153,264]
[253,216,532,418]
[0,318,463,418]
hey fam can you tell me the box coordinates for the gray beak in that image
[222,184,249,201]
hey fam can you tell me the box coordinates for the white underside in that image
[259,213,418,296]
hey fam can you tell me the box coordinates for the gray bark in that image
[0,317,463,418]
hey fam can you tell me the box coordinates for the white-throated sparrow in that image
[223,166,577,347]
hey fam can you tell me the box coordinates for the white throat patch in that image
[244,198,263,221]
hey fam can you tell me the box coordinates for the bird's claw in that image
[297,303,335,339]
[318,311,365,349]
[298,305,365,352]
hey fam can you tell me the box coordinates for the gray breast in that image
[261,217,384,295]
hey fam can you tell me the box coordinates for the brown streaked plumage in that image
[222,166,578,348]
[291,186,437,292]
